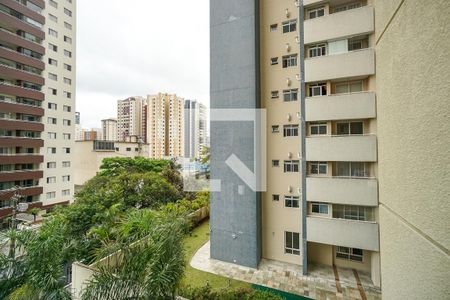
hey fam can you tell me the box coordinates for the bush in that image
[179,285,284,300]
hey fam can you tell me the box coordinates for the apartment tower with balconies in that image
[211,0,449,297]
[117,96,146,142]
[42,0,76,208]
[0,0,47,219]
[211,0,381,287]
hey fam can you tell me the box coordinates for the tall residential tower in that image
[210,0,449,297]
[184,99,207,159]
[0,0,46,218]
[117,96,146,142]
[146,93,184,159]
[42,0,76,208]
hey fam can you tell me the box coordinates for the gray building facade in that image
[210,0,262,268]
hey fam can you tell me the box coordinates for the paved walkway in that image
[191,241,381,300]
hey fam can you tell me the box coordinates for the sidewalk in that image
[191,241,381,300]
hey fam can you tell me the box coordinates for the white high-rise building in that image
[101,118,118,141]
[42,0,77,207]
[184,100,207,159]
[117,97,146,142]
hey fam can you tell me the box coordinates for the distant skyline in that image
[76,0,209,128]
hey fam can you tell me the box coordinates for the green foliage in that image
[180,285,284,300]
[99,157,170,177]
[81,212,186,300]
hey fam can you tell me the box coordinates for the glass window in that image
[270,24,278,31]
[309,83,327,96]
[308,7,325,19]
[285,196,300,208]
[308,44,326,57]
[310,162,327,175]
[312,202,328,214]
[283,89,298,102]
[271,91,279,98]
[284,160,299,173]
[272,125,279,133]
[337,121,363,135]
[272,160,280,167]
[272,194,280,201]
[282,54,298,68]
[310,122,327,135]
[282,20,296,33]
[271,57,278,65]
[285,232,300,255]
[283,125,299,137]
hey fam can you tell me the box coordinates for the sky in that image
[76,0,210,128]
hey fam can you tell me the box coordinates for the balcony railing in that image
[306,91,376,121]
[307,176,378,206]
[307,216,379,251]
[306,134,377,162]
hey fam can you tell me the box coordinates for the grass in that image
[181,219,251,290]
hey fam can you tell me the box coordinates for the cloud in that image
[76,0,210,128]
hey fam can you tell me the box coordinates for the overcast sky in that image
[76,0,209,128]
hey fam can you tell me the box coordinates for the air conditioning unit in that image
[288,185,292,193]
[285,8,290,17]
[288,152,292,158]
[287,114,292,121]
[286,43,291,52]
[286,77,291,86]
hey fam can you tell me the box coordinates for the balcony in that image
[0,82,44,101]
[0,154,43,164]
[0,64,44,85]
[0,9,44,39]
[0,170,43,182]
[305,49,375,83]
[307,177,378,206]
[0,119,44,131]
[0,28,44,54]
[0,0,45,23]
[0,137,43,147]
[307,216,379,251]
[0,101,44,116]
[304,6,374,44]
[0,46,45,70]
[306,135,377,162]
[306,91,376,121]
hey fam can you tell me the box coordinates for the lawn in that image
[181,219,251,290]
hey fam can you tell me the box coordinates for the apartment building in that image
[146,93,184,159]
[0,0,46,218]
[41,0,76,207]
[73,140,150,188]
[211,0,449,298]
[117,96,146,142]
[101,117,117,141]
[184,99,207,159]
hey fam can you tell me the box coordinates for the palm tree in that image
[81,213,186,300]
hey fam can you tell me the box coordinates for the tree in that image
[200,146,210,165]
[99,157,170,177]
[81,212,187,300]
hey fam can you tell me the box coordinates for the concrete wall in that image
[306,92,376,122]
[306,135,377,162]
[307,216,379,251]
[210,0,262,268]
[375,0,450,298]
[304,6,374,44]
[305,49,375,82]
[307,177,378,206]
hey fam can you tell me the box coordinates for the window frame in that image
[284,231,300,255]
[309,161,328,175]
[336,246,363,262]
[285,196,300,208]
[282,19,297,33]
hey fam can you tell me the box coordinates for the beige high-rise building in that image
[146,93,184,159]
[41,0,77,207]
[101,118,117,141]
[117,96,146,142]
[210,0,449,298]
[259,0,380,285]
